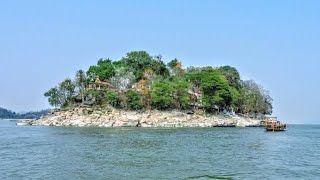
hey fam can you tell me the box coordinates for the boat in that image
[16,120,32,126]
[265,117,286,131]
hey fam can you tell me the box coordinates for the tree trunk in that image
[81,88,84,104]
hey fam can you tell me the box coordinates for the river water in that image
[0,120,319,180]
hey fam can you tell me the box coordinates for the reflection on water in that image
[0,121,320,179]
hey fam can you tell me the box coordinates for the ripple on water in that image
[1,122,320,179]
[186,174,233,179]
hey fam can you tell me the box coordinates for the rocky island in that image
[19,51,272,127]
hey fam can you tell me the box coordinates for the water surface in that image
[1,120,319,179]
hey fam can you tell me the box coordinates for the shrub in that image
[125,90,143,110]
[105,90,119,107]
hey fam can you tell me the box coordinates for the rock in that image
[236,118,260,127]
[87,109,93,114]
[26,107,263,128]
[112,121,127,127]
[186,110,194,115]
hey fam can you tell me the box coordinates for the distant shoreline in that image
[1,118,35,121]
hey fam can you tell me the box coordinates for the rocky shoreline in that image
[17,107,263,128]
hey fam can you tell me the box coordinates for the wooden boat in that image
[265,117,286,131]
[16,120,32,126]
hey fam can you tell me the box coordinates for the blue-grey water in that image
[0,120,319,180]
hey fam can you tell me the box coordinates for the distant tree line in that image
[0,107,49,119]
[44,51,273,117]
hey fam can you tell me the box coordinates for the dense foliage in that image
[44,51,273,117]
[0,108,16,119]
[0,107,49,119]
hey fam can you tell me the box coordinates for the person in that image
[265,118,269,126]
[272,121,276,129]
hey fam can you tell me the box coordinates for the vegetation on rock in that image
[44,51,273,117]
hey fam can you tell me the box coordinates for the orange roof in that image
[95,78,113,87]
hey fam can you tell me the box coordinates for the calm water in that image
[0,120,319,180]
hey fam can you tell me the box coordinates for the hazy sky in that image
[1,0,319,124]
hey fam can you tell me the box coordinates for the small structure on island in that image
[265,117,286,131]
[94,77,114,90]
[86,77,115,90]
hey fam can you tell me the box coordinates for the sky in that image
[0,0,320,124]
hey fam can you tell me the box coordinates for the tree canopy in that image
[44,51,273,117]
[0,107,49,119]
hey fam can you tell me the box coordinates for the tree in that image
[186,66,237,112]
[109,67,135,91]
[188,68,233,112]
[238,80,273,116]
[144,68,155,83]
[186,67,203,106]
[59,78,76,105]
[168,58,184,77]
[0,108,49,119]
[75,70,87,103]
[152,59,170,78]
[0,107,17,119]
[229,86,240,111]
[133,79,151,108]
[119,51,153,81]
[119,51,170,82]
[105,90,119,107]
[151,81,174,109]
[87,58,115,81]
[172,78,190,109]
[43,50,273,116]
[125,90,143,110]
[44,78,75,108]
[85,89,102,104]
[44,87,63,107]
[218,66,241,89]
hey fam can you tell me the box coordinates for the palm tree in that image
[75,70,87,104]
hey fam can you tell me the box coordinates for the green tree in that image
[75,69,87,103]
[60,78,75,98]
[0,107,17,119]
[151,81,174,109]
[201,71,233,112]
[119,51,153,81]
[119,51,169,81]
[218,66,241,89]
[125,90,143,110]
[43,50,273,116]
[105,90,119,107]
[59,78,76,107]
[172,78,190,109]
[44,78,75,108]
[44,87,63,107]
[87,58,115,81]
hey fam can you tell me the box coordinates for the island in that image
[20,51,272,127]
